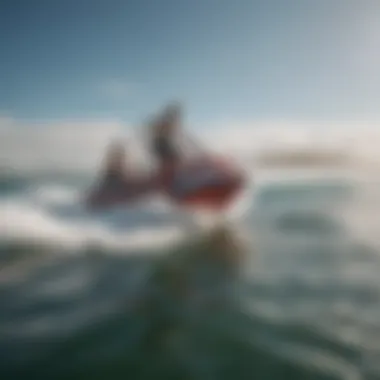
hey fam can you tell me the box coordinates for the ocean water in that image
[0,169,379,380]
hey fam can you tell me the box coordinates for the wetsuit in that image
[151,135,182,191]
[152,135,180,164]
[101,169,126,191]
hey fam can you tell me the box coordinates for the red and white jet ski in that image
[86,154,245,212]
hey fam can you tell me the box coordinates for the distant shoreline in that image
[254,149,351,169]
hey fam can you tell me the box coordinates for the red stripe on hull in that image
[169,177,244,210]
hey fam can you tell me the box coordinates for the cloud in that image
[0,117,127,173]
[1,116,379,174]
[202,120,363,152]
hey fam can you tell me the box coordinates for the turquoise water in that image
[0,172,377,379]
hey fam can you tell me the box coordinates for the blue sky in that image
[1,0,380,127]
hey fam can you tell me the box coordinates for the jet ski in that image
[86,154,245,212]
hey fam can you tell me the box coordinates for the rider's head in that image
[163,102,182,122]
[157,102,182,135]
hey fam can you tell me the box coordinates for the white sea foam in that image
[27,184,79,208]
[0,196,185,253]
[0,167,356,254]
